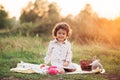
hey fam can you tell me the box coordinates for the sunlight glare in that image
[0,0,35,19]
[0,0,120,19]
[49,0,120,19]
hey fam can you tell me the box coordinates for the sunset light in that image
[0,0,120,19]
[1,1,120,79]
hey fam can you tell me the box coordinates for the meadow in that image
[1,0,120,79]
[0,35,120,80]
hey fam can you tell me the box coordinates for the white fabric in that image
[44,39,73,68]
[90,59,103,70]
[10,61,48,74]
[10,61,105,74]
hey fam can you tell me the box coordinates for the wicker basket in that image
[80,60,92,71]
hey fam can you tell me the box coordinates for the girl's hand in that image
[63,61,69,67]
[40,64,46,68]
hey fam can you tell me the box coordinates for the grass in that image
[0,35,120,80]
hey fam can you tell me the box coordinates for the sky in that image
[0,0,120,20]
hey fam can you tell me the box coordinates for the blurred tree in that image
[31,2,61,35]
[0,4,9,29]
[72,4,101,44]
[19,0,61,36]
[47,2,60,23]
[20,0,48,23]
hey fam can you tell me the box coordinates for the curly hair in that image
[52,22,72,38]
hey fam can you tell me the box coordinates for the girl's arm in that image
[65,43,72,63]
[63,43,72,66]
[44,41,53,64]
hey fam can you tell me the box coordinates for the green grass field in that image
[0,36,120,80]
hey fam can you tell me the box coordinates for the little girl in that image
[42,22,76,74]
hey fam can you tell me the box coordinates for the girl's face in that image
[56,29,67,42]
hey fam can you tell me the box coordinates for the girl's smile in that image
[56,29,67,42]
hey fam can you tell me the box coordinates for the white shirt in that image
[44,39,72,68]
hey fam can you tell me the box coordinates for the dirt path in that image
[102,73,120,80]
[0,73,120,80]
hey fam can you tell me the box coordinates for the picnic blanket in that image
[10,61,105,74]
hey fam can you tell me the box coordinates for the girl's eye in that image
[58,33,65,35]
[62,33,65,35]
[58,32,61,34]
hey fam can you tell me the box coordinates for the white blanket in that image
[10,61,48,74]
[10,61,105,74]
